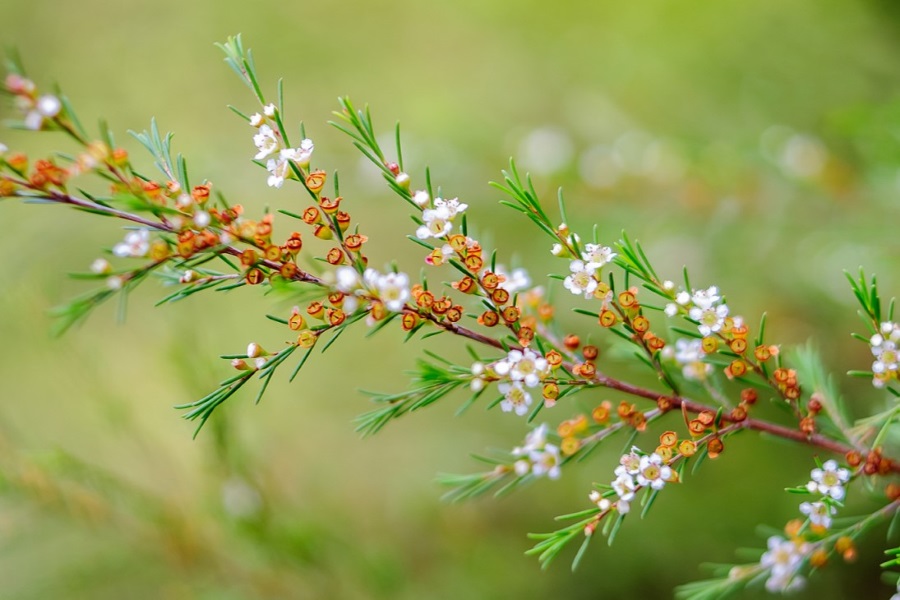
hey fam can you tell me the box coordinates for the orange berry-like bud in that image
[288,312,306,331]
[464,254,484,272]
[784,519,803,538]
[327,308,346,326]
[592,401,611,424]
[701,336,718,353]
[678,439,696,457]
[344,233,367,252]
[740,388,757,404]
[416,291,435,310]
[576,361,596,379]
[240,249,258,266]
[478,310,499,327]
[191,183,211,204]
[799,416,816,435]
[481,272,500,290]
[598,309,617,327]
[453,276,476,294]
[545,350,563,368]
[111,147,129,166]
[302,206,321,225]
[306,170,327,194]
[564,334,580,350]
[501,306,520,324]
[518,326,535,346]
[728,359,747,378]
[336,211,351,232]
[807,393,823,414]
[280,262,299,279]
[560,437,580,456]
[314,224,333,240]
[656,396,673,412]
[491,288,510,305]
[285,232,303,253]
[834,536,854,554]
[631,315,649,333]
[296,330,317,348]
[431,297,451,315]
[754,344,771,361]
[445,234,465,252]
[542,382,559,401]
[319,196,341,215]
[557,420,575,438]
[886,483,900,501]
[618,290,637,308]
[707,437,724,458]
[583,345,599,361]
[617,402,635,419]
[660,431,678,448]
[730,405,748,422]
[401,312,419,331]
[327,292,345,307]
[784,386,801,400]
[688,419,706,436]
[697,411,716,427]
[445,306,463,323]
[245,268,265,285]
[729,337,748,354]
[265,244,282,261]
[774,367,789,382]
[307,301,325,319]
[538,304,554,321]
[845,450,862,467]
[644,331,666,351]
[655,445,674,462]
[326,247,344,265]
[842,547,857,563]
[629,411,647,432]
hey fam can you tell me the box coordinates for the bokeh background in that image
[2,1,900,598]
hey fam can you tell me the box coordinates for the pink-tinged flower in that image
[581,243,616,270]
[635,453,672,490]
[282,139,314,168]
[265,156,289,188]
[253,124,280,160]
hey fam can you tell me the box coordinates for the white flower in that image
[0,142,7,155]
[265,156,290,188]
[281,139,314,167]
[799,500,836,529]
[530,444,561,479]
[112,229,150,258]
[416,205,453,239]
[635,453,672,490]
[676,290,690,305]
[514,460,530,476]
[90,258,111,274]
[395,172,410,188]
[663,280,675,291]
[513,423,549,456]
[760,536,809,593]
[253,124,280,160]
[689,302,729,337]
[193,210,211,228]
[563,259,598,298]
[36,94,61,119]
[691,286,720,310]
[551,243,565,256]
[249,113,264,127]
[499,381,532,416]
[806,460,850,500]
[871,322,900,384]
[673,338,711,381]
[614,449,642,478]
[664,303,678,317]
[611,474,636,514]
[504,348,549,388]
[263,103,277,117]
[247,342,265,358]
[335,266,360,293]
[581,243,616,270]
[412,190,430,207]
[376,272,410,312]
[433,196,467,218]
[106,275,124,290]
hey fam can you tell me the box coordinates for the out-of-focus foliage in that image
[1,1,899,598]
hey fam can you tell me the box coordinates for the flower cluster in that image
[759,535,810,593]
[666,285,730,337]
[248,105,314,188]
[5,73,61,130]
[668,338,711,381]
[413,190,467,240]
[561,242,616,298]
[512,424,562,480]
[494,348,550,416]
[590,447,675,515]
[870,321,900,388]
[333,265,411,314]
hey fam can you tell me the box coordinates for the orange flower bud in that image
[728,359,747,378]
[729,337,747,354]
[453,276,476,294]
[688,419,706,437]
[730,405,747,422]
[545,350,563,369]
[491,288,510,305]
[592,401,611,424]
[464,254,484,272]
[319,196,341,215]
[327,292,345,307]
[336,211,351,232]
[327,308,346,326]
[501,306,520,324]
[701,336,718,353]
[631,315,649,333]
[740,388,758,404]
[481,272,500,290]
[191,183,211,204]
[478,310,499,327]
[707,437,724,458]
[245,268,265,285]
[754,344,771,361]
[345,233,367,253]
[314,224,333,240]
[656,396,673,412]
[678,439,696,457]
[564,334,580,350]
[265,244,282,261]
[288,312,306,331]
[296,330,317,348]
[517,326,535,346]
[445,306,462,322]
[302,206,321,225]
[326,247,344,265]
[306,170,327,194]
[582,345,599,361]
[401,312,419,331]
[307,301,325,319]
[280,262,299,279]
[560,437,580,456]
[659,431,678,448]
[542,382,559,400]
[576,361,596,379]
[618,290,637,308]
[416,291,435,310]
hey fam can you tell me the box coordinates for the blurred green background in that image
[2,1,900,598]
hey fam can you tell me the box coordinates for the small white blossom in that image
[265,156,290,188]
[395,172,410,188]
[433,196,467,218]
[193,210,211,229]
[799,500,836,529]
[611,474,636,514]
[806,460,850,500]
[0,142,7,155]
[502,348,549,388]
[513,423,549,456]
[247,342,265,358]
[416,205,453,239]
[676,290,691,305]
[375,272,410,312]
[691,286,721,310]
[635,453,672,490]
[673,338,711,381]
[499,381,532,416]
[112,229,150,258]
[871,322,900,387]
[530,444,561,480]
[581,243,616,270]
[263,103,277,117]
[514,460,530,476]
[335,266,360,293]
[663,280,675,291]
[412,190,430,207]
[90,258,111,274]
[551,242,565,256]
[614,449,642,478]
[563,259,598,298]
[248,113,264,127]
[106,275,124,290]
[253,124,280,160]
[281,139,314,167]
[689,302,729,337]
[760,536,809,593]
[664,303,678,317]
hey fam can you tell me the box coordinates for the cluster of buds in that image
[248,104,314,189]
[412,190,467,241]
[559,239,617,299]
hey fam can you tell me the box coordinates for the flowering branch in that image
[1,34,898,597]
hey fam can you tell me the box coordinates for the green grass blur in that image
[1,1,899,598]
